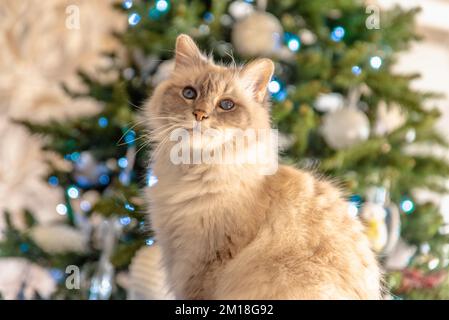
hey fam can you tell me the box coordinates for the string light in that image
[128,13,141,26]
[122,0,133,9]
[124,203,135,211]
[98,174,110,185]
[400,197,415,214]
[98,117,108,128]
[48,176,59,186]
[330,26,345,42]
[117,157,128,169]
[284,32,301,52]
[19,243,29,253]
[56,203,68,215]
[80,200,92,212]
[370,56,382,69]
[67,186,80,199]
[119,216,131,226]
[203,12,214,23]
[351,65,362,76]
[155,0,169,12]
[268,78,287,102]
[124,130,136,145]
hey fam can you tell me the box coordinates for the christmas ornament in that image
[89,218,122,300]
[30,224,88,254]
[231,11,283,57]
[361,204,388,252]
[321,108,369,150]
[314,92,344,113]
[321,88,370,150]
[360,187,401,254]
[228,1,254,20]
[128,244,174,300]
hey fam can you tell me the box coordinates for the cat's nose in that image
[192,110,209,121]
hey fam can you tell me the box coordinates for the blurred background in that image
[1,0,449,300]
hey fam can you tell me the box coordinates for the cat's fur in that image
[145,34,381,299]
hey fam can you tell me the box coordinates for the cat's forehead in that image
[173,63,239,95]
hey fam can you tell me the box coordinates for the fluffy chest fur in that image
[148,158,268,298]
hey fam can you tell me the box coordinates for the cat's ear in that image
[240,58,275,103]
[175,34,206,69]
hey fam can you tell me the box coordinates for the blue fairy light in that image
[56,203,68,215]
[50,268,64,282]
[98,117,108,128]
[400,197,415,214]
[119,171,131,185]
[80,200,92,212]
[370,56,382,69]
[67,186,80,199]
[67,152,81,162]
[117,157,128,169]
[48,176,59,186]
[98,174,110,186]
[146,238,155,246]
[348,195,363,218]
[330,26,345,42]
[124,203,135,212]
[268,77,287,102]
[155,0,169,12]
[124,130,136,145]
[351,65,362,76]
[122,0,133,9]
[203,12,214,23]
[119,216,131,226]
[147,169,158,187]
[19,243,29,253]
[284,32,301,52]
[128,13,141,26]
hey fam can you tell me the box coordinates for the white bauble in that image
[321,108,370,150]
[314,93,344,113]
[30,224,88,254]
[151,59,175,87]
[128,244,174,300]
[231,12,283,57]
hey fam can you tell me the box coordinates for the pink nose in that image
[192,110,209,121]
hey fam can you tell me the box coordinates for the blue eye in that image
[219,99,235,110]
[182,86,197,99]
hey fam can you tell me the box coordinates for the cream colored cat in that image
[145,34,381,299]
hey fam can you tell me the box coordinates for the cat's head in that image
[146,34,274,135]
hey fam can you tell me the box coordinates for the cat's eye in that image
[182,86,197,100]
[218,99,235,111]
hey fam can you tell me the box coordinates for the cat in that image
[144,34,381,299]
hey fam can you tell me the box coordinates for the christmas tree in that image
[1,0,449,299]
